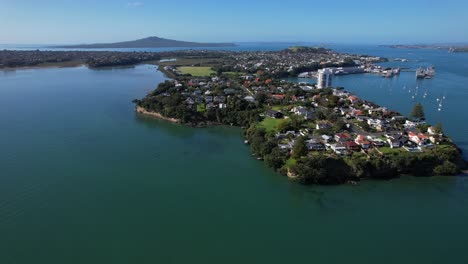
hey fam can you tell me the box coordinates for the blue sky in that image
[1,0,467,44]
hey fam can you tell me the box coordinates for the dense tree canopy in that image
[410,103,425,120]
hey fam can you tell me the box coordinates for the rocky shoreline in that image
[136,106,224,128]
[135,106,181,123]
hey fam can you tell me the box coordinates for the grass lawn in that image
[379,147,403,155]
[177,66,215,76]
[285,158,297,168]
[259,117,287,132]
[196,104,206,112]
[272,105,289,111]
[222,71,244,76]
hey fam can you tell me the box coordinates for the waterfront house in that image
[404,120,426,129]
[391,116,406,122]
[427,126,442,136]
[408,132,431,146]
[348,95,359,104]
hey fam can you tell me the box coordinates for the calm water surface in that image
[1,53,468,263]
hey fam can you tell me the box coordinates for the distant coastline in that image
[382,44,468,53]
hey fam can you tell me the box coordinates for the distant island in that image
[52,36,237,49]
[383,44,468,53]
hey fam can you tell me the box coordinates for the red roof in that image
[348,95,359,102]
[272,94,286,100]
[344,141,360,148]
[355,135,370,145]
[353,110,364,116]
[336,133,351,139]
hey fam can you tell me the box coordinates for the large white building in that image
[317,68,333,89]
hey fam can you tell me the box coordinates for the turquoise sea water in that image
[1,46,468,263]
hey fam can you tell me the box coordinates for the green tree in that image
[292,136,308,159]
[264,147,287,169]
[256,92,268,107]
[434,122,443,134]
[333,119,345,132]
[410,103,425,120]
[433,161,459,175]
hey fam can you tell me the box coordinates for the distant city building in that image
[317,68,333,89]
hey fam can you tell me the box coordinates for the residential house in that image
[355,135,371,149]
[244,95,255,102]
[427,126,442,136]
[291,106,315,120]
[224,88,236,95]
[316,121,332,130]
[279,140,295,150]
[185,97,195,105]
[408,132,431,146]
[272,94,286,100]
[214,96,226,103]
[404,120,426,129]
[344,141,360,151]
[367,118,386,131]
[385,133,407,149]
[335,133,352,143]
[306,138,325,151]
[331,143,347,155]
[265,110,284,119]
[321,134,332,143]
[206,102,216,109]
[348,95,359,104]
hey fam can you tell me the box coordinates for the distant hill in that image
[53,36,237,49]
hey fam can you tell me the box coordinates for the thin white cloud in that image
[127,2,144,7]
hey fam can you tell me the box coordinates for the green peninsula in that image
[134,47,466,185]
